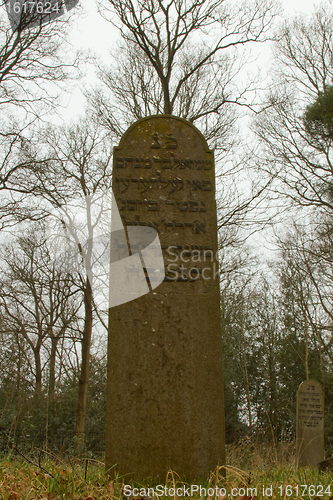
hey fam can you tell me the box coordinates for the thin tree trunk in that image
[304,315,309,380]
[75,277,93,446]
[243,360,252,429]
[162,77,172,114]
[34,347,42,397]
[16,335,21,397]
[49,336,58,397]
[240,317,252,429]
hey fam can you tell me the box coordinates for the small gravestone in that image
[296,380,324,468]
[105,115,225,479]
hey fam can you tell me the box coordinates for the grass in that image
[0,443,332,500]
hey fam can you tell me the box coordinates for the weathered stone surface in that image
[296,380,324,468]
[105,115,225,480]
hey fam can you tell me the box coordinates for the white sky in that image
[58,0,318,121]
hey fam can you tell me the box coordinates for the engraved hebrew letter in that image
[178,201,189,212]
[138,179,149,193]
[115,157,124,168]
[195,222,206,234]
[117,198,126,211]
[151,133,161,149]
[189,201,198,212]
[165,221,175,231]
[124,157,134,168]
[202,181,212,191]
[165,134,178,149]
[147,200,159,211]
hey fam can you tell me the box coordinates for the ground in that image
[0,444,332,500]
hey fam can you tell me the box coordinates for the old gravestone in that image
[296,380,324,468]
[105,115,225,479]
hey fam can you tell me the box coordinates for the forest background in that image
[0,0,332,462]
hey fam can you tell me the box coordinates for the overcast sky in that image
[69,0,317,57]
[57,0,318,121]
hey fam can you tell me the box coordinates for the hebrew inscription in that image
[114,176,213,194]
[296,380,324,468]
[114,155,213,170]
[111,120,219,291]
[116,198,207,212]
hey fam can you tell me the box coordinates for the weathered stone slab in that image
[296,379,324,468]
[105,115,225,480]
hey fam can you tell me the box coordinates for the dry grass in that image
[226,439,296,470]
[0,443,332,500]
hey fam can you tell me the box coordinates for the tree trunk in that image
[34,347,42,397]
[304,314,309,380]
[162,76,172,115]
[240,319,252,429]
[16,335,21,397]
[75,277,93,446]
[49,336,58,397]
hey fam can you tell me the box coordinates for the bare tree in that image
[99,0,275,114]
[0,224,80,398]
[0,3,83,229]
[0,124,53,228]
[14,117,113,444]
[0,1,81,113]
[276,222,333,362]
[88,36,243,150]
[255,3,333,216]
[254,2,333,409]
[273,221,333,398]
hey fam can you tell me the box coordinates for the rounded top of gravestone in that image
[298,380,323,394]
[118,115,212,155]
